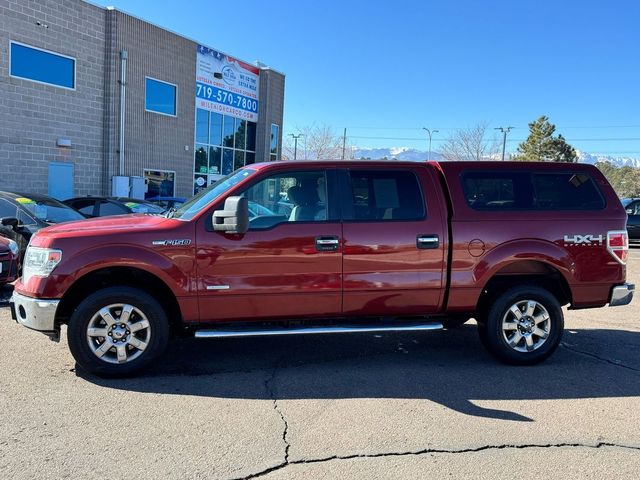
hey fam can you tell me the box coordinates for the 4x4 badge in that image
[563,234,603,245]
[152,239,192,246]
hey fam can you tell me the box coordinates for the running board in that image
[194,322,444,339]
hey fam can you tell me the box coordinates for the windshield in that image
[16,196,86,224]
[172,169,257,220]
[122,201,166,214]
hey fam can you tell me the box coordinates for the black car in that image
[0,191,86,260]
[622,198,640,243]
[63,196,166,217]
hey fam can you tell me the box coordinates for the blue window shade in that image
[145,78,177,116]
[10,43,75,89]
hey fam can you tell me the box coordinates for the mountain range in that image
[352,147,640,168]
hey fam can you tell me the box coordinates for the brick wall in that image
[0,0,105,197]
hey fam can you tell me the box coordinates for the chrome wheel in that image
[501,299,550,353]
[86,304,151,364]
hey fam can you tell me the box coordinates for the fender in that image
[474,238,576,289]
[20,243,195,299]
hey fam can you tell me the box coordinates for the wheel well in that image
[476,261,572,318]
[56,267,182,330]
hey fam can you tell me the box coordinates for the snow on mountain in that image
[354,147,442,161]
[354,147,639,167]
[576,151,640,168]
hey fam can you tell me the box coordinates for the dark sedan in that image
[64,196,166,217]
[622,198,640,243]
[0,191,86,260]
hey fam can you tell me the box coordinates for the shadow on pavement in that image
[79,325,640,423]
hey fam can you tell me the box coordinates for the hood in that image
[35,214,176,238]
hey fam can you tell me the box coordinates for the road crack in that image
[561,343,640,372]
[235,442,640,479]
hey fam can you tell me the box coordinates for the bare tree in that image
[440,123,500,161]
[282,124,352,160]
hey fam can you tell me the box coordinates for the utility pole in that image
[341,128,347,160]
[422,127,439,161]
[289,133,303,160]
[495,126,513,161]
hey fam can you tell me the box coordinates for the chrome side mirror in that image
[212,196,249,234]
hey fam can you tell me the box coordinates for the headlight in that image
[22,246,62,284]
[7,240,19,256]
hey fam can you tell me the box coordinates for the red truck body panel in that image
[14,160,628,326]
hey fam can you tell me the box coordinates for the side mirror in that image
[212,196,249,234]
[627,209,634,215]
[0,217,19,230]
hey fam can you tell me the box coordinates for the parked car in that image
[622,198,640,243]
[0,191,86,261]
[146,196,187,210]
[63,196,166,217]
[11,161,633,377]
[0,237,20,285]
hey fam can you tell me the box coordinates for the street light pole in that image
[422,127,439,161]
[289,133,303,161]
[495,126,513,161]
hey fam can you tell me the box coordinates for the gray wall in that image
[107,10,196,199]
[256,69,285,162]
[0,0,105,196]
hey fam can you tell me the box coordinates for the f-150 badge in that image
[563,234,603,245]
[152,239,192,246]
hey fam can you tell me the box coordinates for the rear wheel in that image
[67,287,170,377]
[479,285,563,365]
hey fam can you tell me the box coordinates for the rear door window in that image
[345,170,425,221]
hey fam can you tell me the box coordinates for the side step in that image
[194,322,444,339]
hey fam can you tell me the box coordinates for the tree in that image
[440,123,499,161]
[282,124,353,161]
[596,161,640,197]
[514,116,577,162]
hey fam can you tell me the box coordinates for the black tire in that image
[67,287,170,377]
[479,285,563,365]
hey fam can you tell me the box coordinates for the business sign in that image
[196,45,260,121]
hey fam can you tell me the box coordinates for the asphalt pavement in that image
[1,249,639,479]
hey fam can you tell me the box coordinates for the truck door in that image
[195,168,342,322]
[340,167,448,316]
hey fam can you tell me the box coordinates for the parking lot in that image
[0,248,638,479]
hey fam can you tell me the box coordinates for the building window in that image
[193,109,257,194]
[145,77,177,116]
[10,42,75,89]
[270,124,279,161]
[144,169,176,199]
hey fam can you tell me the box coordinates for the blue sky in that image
[94,0,640,156]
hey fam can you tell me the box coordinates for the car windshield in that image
[172,169,257,220]
[15,196,85,224]
[121,201,166,215]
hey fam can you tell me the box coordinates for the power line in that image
[346,135,640,142]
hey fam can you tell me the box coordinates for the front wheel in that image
[67,287,170,377]
[478,285,564,365]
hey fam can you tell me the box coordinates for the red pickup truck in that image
[11,161,634,376]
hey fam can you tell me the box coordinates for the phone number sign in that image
[196,45,260,122]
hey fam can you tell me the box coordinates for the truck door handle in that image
[315,236,340,252]
[417,234,439,249]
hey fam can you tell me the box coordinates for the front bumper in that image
[10,291,61,340]
[609,283,635,307]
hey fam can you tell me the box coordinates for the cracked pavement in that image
[1,248,639,479]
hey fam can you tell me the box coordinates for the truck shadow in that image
[79,325,640,423]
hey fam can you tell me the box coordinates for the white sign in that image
[196,45,260,121]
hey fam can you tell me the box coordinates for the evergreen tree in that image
[514,116,578,162]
